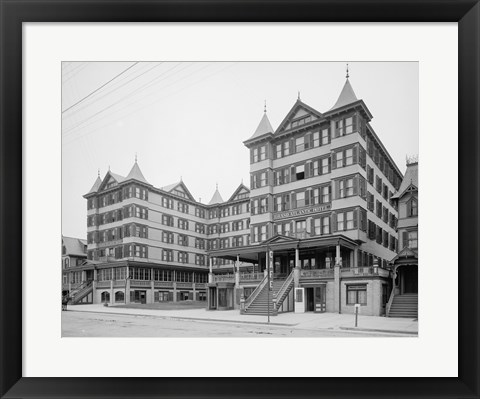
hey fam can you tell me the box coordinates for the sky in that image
[62,61,418,239]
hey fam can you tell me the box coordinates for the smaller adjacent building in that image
[61,236,90,300]
[388,159,418,318]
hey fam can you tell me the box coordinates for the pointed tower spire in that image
[87,174,102,195]
[125,160,149,184]
[264,100,267,113]
[208,184,224,205]
[135,152,138,163]
[247,112,274,141]
[346,63,349,79]
[330,75,358,111]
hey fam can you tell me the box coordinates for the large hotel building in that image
[63,73,419,317]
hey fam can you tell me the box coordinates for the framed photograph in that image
[1,1,479,398]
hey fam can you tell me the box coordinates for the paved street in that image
[62,310,414,337]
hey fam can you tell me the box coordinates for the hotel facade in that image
[63,74,411,317]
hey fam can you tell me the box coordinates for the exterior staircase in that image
[70,280,93,304]
[388,293,418,318]
[243,271,295,316]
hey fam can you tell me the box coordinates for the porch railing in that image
[300,269,334,279]
[341,266,390,278]
[240,272,264,282]
[213,274,235,283]
[130,280,151,287]
[96,281,111,288]
[386,288,395,316]
[274,270,295,310]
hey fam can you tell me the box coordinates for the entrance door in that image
[314,286,326,313]
[86,270,94,281]
[306,288,315,311]
[209,287,217,310]
[139,291,146,304]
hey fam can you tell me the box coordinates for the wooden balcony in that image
[239,272,264,282]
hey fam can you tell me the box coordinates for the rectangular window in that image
[322,216,330,235]
[345,148,353,166]
[162,249,173,262]
[347,285,367,305]
[178,234,188,246]
[276,144,282,159]
[178,252,188,263]
[337,213,344,231]
[336,151,344,168]
[408,231,418,249]
[295,136,305,152]
[296,191,305,208]
[321,185,330,203]
[295,164,305,180]
[321,157,330,175]
[321,128,329,145]
[259,145,266,161]
[312,131,320,147]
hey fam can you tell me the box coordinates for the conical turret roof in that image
[330,79,358,111]
[208,187,224,205]
[125,161,149,185]
[86,176,102,195]
[247,112,274,141]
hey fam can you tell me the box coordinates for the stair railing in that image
[71,280,93,303]
[244,274,268,310]
[385,288,395,317]
[273,270,295,310]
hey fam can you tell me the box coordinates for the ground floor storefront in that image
[62,261,208,306]
[207,234,393,317]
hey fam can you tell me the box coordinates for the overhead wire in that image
[62,62,139,113]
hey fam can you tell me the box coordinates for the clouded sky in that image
[62,61,418,238]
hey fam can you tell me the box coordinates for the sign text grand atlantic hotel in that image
[63,72,405,317]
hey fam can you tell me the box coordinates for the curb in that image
[67,309,297,327]
[339,326,418,335]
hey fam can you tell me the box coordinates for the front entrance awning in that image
[208,234,358,262]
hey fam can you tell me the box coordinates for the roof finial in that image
[346,63,349,79]
[108,165,110,171]
[180,175,183,181]
[264,99,267,113]
[97,169,100,177]
[298,91,301,100]
[216,182,218,190]
[135,152,137,163]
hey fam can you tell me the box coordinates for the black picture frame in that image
[1,1,479,398]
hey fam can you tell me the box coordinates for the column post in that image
[334,243,342,313]
[208,257,214,283]
[293,247,300,288]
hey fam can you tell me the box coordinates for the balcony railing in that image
[213,274,235,283]
[154,281,174,288]
[341,266,390,278]
[239,272,264,282]
[130,280,151,287]
[96,281,111,288]
[300,269,334,279]
[176,282,193,289]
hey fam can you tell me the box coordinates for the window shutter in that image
[305,133,311,149]
[311,219,315,236]
[292,192,297,209]
[352,145,358,164]
[250,175,254,189]
[328,156,332,173]
[352,113,358,131]
[331,213,337,233]
[305,190,310,206]
[290,166,296,182]
[331,152,337,169]
[335,180,340,200]
[250,149,254,163]
[305,162,310,178]
[290,138,295,154]
[402,231,408,248]
[352,175,358,196]
[273,171,278,185]
[285,194,290,210]
[353,209,358,229]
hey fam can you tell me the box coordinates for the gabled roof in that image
[95,171,126,192]
[262,234,298,245]
[161,180,195,201]
[125,161,149,185]
[391,162,418,199]
[62,236,87,257]
[391,246,418,263]
[227,183,250,202]
[246,112,274,142]
[208,187,224,205]
[275,99,323,134]
[330,79,358,111]
[86,176,102,195]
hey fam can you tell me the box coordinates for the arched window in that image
[101,291,110,303]
[115,291,125,303]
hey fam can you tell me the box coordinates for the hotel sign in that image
[273,204,331,221]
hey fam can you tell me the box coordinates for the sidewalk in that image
[68,304,418,335]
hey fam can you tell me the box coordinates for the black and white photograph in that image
[61,61,419,338]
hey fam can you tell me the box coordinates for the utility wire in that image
[62,62,139,113]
